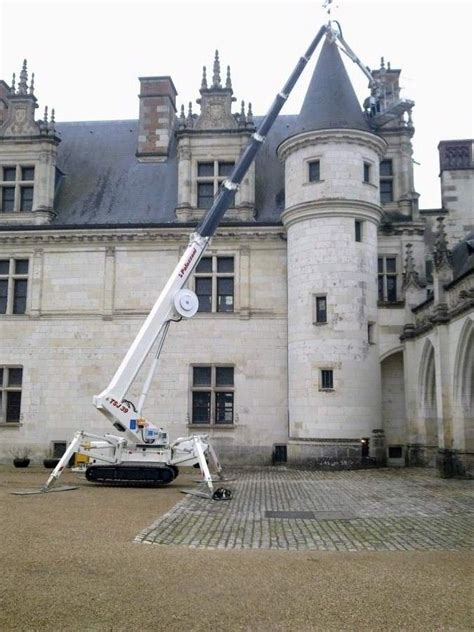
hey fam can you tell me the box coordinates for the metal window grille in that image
[388,446,403,459]
[194,255,234,313]
[0,258,29,314]
[0,366,23,423]
[52,441,67,458]
[191,365,234,425]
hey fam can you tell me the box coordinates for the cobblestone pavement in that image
[135,468,474,551]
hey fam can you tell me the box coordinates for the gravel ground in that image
[0,466,472,632]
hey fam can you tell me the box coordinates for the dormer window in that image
[196,160,235,209]
[0,165,35,213]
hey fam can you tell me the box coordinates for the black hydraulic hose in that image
[197,24,328,238]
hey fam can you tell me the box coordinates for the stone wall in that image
[0,228,289,463]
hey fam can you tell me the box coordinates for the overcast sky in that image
[0,0,472,208]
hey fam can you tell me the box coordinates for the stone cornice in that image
[0,225,285,246]
[281,198,383,229]
[380,221,425,236]
[277,128,387,161]
[0,134,60,146]
[176,128,253,139]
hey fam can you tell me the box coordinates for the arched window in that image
[419,340,437,418]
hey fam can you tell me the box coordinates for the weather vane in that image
[322,0,333,15]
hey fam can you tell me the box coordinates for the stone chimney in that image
[136,76,177,161]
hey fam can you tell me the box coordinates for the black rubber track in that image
[85,465,177,487]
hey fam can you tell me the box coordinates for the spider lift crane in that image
[26,15,396,500]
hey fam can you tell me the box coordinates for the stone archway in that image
[381,350,407,465]
[418,339,439,455]
[453,318,474,454]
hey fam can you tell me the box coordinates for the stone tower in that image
[278,36,387,466]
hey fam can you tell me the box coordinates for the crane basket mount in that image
[13,20,366,499]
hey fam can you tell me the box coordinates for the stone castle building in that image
[0,37,473,476]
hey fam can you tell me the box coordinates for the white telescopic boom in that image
[94,23,329,417]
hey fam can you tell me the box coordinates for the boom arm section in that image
[94,23,329,433]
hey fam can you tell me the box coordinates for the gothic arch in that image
[453,318,474,412]
[452,318,474,451]
[418,338,438,445]
[380,345,404,363]
[381,349,407,451]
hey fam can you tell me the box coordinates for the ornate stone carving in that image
[402,243,424,290]
[433,216,453,271]
[194,95,237,130]
[1,100,38,136]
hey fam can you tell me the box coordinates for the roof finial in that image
[212,50,221,88]
[239,100,246,126]
[18,59,28,95]
[43,105,49,124]
[433,216,453,270]
[247,102,254,125]
[225,65,232,90]
[387,61,391,70]
[186,101,194,127]
[11,72,16,94]
[201,66,208,90]
[178,104,186,128]
[49,108,56,133]
[380,56,385,70]
[402,243,423,290]
[29,72,35,95]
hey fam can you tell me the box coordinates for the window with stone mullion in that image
[191,365,234,425]
[380,159,394,204]
[194,255,234,313]
[196,160,235,209]
[0,165,35,213]
[378,256,398,302]
[0,258,29,314]
[0,367,23,423]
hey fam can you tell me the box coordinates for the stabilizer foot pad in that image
[180,487,233,501]
[11,485,79,496]
[180,488,213,499]
[191,477,236,483]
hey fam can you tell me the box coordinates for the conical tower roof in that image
[293,35,370,134]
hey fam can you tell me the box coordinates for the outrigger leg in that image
[11,432,83,496]
[181,436,233,501]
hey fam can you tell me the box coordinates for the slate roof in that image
[451,233,474,279]
[54,120,178,225]
[53,115,299,227]
[291,36,370,136]
[33,36,370,228]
